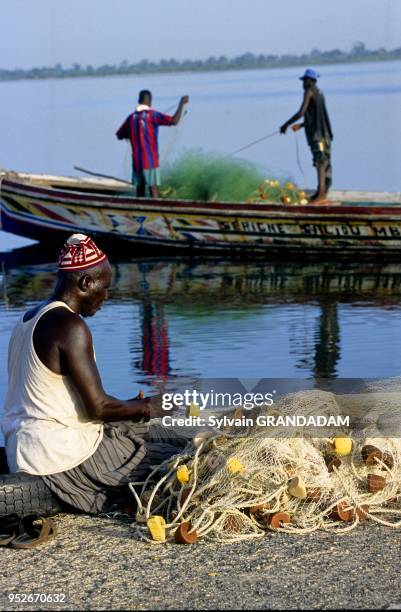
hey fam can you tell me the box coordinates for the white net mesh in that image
[129,390,401,544]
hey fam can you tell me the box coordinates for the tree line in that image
[1,42,400,81]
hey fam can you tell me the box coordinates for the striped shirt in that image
[116,107,174,171]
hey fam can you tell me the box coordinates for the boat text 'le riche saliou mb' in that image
[1,170,401,257]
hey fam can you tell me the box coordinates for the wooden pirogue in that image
[1,170,401,257]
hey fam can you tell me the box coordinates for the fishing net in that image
[159,108,188,167]
[129,390,401,544]
[160,150,307,204]
[160,150,264,202]
[120,141,132,183]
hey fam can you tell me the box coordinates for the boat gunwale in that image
[3,178,401,220]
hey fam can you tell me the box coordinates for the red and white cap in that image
[58,234,107,271]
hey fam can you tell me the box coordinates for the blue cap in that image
[300,68,320,81]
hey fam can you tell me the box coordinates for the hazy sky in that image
[1,0,401,70]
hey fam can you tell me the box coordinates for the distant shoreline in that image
[1,46,401,83]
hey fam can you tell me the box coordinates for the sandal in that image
[0,514,21,546]
[10,515,56,549]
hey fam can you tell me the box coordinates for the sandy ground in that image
[0,513,400,611]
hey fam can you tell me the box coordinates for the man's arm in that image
[171,96,189,125]
[280,90,312,134]
[59,315,153,422]
[116,116,131,140]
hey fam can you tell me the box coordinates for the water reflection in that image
[2,245,401,382]
[139,302,170,379]
[314,302,340,379]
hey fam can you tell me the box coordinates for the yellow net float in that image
[186,403,201,418]
[176,464,191,484]
[332,436,353,456]
[147,516,166,542]
[226,457,245,476]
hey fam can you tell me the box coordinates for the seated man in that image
[2,234,186,514]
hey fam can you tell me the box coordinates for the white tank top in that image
[2,301,103,475]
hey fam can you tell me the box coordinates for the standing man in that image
[116,90,189,198]
[280,69,333,202]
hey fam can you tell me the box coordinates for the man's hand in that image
[144,393,189,420]
[141,394,179,420]
[145,395,165,419]
[172,97,189,125]
[280,124,288,134]
[291,123,303,132]
[125,392,182,420]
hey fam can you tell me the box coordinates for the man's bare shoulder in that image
[34,306,92,346]
[304,88,314,101]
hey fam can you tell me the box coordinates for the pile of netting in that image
[128,391,401,544]
[159,151,308,204]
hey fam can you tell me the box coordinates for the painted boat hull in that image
[2,173,401,257]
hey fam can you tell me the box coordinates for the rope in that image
[295,131,306,178]
[163,103,178,114]
[224,130,279,159]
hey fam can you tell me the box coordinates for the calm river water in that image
[1,62,401,441]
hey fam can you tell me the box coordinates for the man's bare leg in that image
[150,186,160,198]
[310,165,327,202]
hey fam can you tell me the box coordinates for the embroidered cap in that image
[58,234,107,271]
